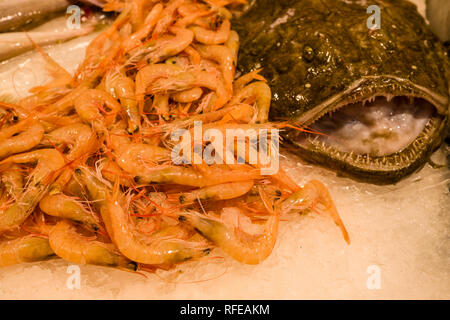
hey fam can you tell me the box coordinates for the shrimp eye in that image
[75,168,83,175]
[129,262,138,271]
[179,195,186,204]
[134,176,141,183]
[303,45,314,63]
[275,190,282,197]
[178,215,187,222]
[203,248,211,255]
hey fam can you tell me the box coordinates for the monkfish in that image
[234,0,449,183]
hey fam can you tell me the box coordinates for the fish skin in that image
[0,18,95,61]
[234,0,450,183]
[0,0,71,33]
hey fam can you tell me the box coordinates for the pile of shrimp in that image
[0,0,349,273]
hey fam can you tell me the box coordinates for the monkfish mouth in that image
[288,91,448,184]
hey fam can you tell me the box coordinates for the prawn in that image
[123,3,163,52]
[74,89,122,131]
[48,220,136,270]
[172,87,203,103]
[1,164,24,200]
[0,121,44,160]
[174,180,254,205]
[281,180,350,244]
[143,27,194,64]
[44,124,97,193]
[189,19,231,45]
[134,165,262,188]
[225,30,239,66]
[195,44,235,93]
[0,236,54,267]
[115,143,171,175]
[109,73,140,133]
[0,149,65,231]
[179,191,279,265]
[228,81,272,123]
[105,184,210,265]
[39,194,100,231]
[136,64,229,110]
[152,94,170,120]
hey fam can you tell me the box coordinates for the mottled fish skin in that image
[0,0,71,32]
[234,0,449,184]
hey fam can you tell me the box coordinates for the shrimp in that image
[1,164,23,200]
[44,124,97,193]
[228,81,271,123]
[63,177,86,198]
[152,94,170,119]
[39,194,100,231]
[174,180,254,204]
[74,89,122,130]
[76,168,115,239]
[107,72,140,133]
[153,0,185,35]
[136,64,229,110]
[134,165,262,188]
[105,186,210,265]
[116,143,171,175]
[195,44,235,93]
[190,19,231,45]
[172,87,203,103]
[184,46,202,65]
[0,149,65,231]
[143,27,194,64]
[48,220,136,270]
[225,30,239,67]
[0,122,44,160]
[123,3,163,52]
[179,204,279,265]
[280,180,350,244]
[45,124,96,161]
[0,236,54,267]
[219,103,255,124]
[101,159,133,187]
